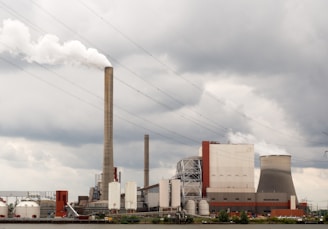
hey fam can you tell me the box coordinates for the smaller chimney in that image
[144,134,149,188]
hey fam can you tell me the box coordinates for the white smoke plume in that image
[227,131,290,156]
[0,19,111,68]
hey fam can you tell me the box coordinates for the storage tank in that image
[185,199,196,215]
[257,155,297,199]
[159,179,169,208]
[14,199,40,218]
[108,181,121,210]
[198,199,209,216]
[171,179,181,208]
[0,201,8,218]
[125,181,137,211]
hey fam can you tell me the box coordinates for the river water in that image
[0,224,326,229]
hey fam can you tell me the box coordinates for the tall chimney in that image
[102,66,114,200]
[144,134,149,188]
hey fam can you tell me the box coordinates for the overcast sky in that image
[0,0,327,208]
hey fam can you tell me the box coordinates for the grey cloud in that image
[0,0,327,204]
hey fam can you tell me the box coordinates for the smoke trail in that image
[0,19,111,68]
[227,131,290,156]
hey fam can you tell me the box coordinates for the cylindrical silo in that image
[108,181,120,211]
[14,200,40,218]
[125,181,137,211]
[159,179,169,208]
[198,199,209,216]
[185,200,196,215]
[0,201,8,218]
[257,155,297,199]
[171,179,181,208]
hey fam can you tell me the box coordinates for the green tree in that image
[218,210,229,222]
[324,213,328,222]
[240,211,249,224]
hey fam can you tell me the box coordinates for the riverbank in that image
[0,215,326,224]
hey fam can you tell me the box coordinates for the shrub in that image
[324,214,328,222]
[218,210,229,222]
[120,215,140,224]
[152,218,161,224]
[231,215,240,223]
[240,211,249,224]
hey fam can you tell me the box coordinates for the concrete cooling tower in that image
[257,155,297,198]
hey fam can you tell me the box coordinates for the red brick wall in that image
[271,209,304,217]
[202,141,210,197]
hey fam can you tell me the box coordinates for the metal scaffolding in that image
[0,191,56,203]
[175,156,202,203]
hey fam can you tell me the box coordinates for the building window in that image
[264,198,279,201]
[223,198,227,201]
[247,198,252,201]
[235,198,239,200]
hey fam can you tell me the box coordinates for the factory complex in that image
[0,67,307,220]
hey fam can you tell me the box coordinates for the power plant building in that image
[174,141,301,215]
[85,66,302,217]
[201,141,257,213]
[202,141,255,194]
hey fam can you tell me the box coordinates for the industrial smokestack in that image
[102,66,114,201]
[257,155,297,199]
[144,134,149,188]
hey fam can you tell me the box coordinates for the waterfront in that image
[0,224,327,229]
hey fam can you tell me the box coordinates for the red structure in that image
[271,209,304,217]
[56,190,68,217]
[201,141,210,197]
[199,140,302,215]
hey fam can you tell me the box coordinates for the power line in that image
[0,0,45,34]
[0,56,103,111]
[0,56,198,148]
[78,0,302,139]
[15,1,229,138]
[2,1,325,151]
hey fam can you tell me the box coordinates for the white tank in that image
[171,179,181,208]
[159,179,169,208]
[198,199,209,216]
[185,200,196,215]
[125,181,137,210]
[15,199,40,218]
[0,201,8,218]
[108,181,121,210]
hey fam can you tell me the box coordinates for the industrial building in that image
[85,67,303,217]
[0,67,305,219]
[85,139,300,217]
[0,200,8,218]
[134,140,302,216]
[201,141,256,213]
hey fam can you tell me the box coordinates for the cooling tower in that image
[102,66,114,201]
[257,155,297,198]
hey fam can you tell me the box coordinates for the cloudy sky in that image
[0,0,327,208]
